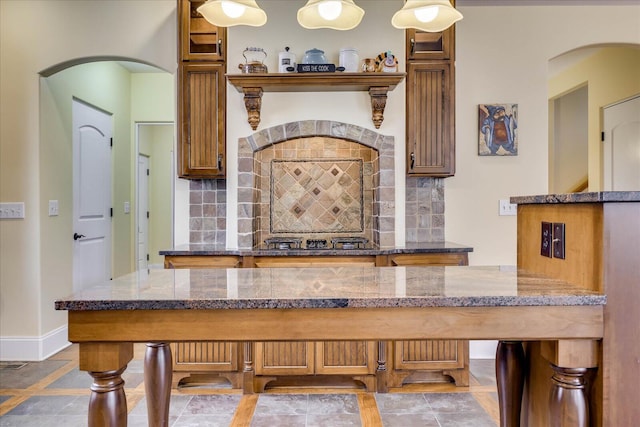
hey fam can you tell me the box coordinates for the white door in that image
[137,154,150,271]
[72,100,112,292]
[603,95,640,191]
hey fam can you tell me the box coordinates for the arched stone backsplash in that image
[237,120,396,249]
[187,121,444,248]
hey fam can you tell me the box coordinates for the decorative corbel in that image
[242,87,263,130]
[369,86,390,129]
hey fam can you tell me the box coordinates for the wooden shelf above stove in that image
[227,72,406,130]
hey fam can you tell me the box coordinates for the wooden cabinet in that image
[251,256,377,391]
[179,0,225,61]
[406,27,454,60]
[163,251,469,391]
[178,63,226,178]
[388,252,467,266]
[406,61,455,176]
[254,341,377,391]
[170,342,243,388]
[405,10,456,177]
[177,0,226,178]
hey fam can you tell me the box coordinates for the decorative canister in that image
[339,47,359,72]
[278,47,296,73]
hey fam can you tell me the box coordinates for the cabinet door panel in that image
[171,342,238,372]
[394,339,465,370]
[407,28,453,60]
[407,61,454,176]
[179,63,226,178]
[316,341,376,375]
[389,253,467,266]
[255,342,314,375]
[179,0,226,61]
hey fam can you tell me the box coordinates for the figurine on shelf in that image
[375,51,398,73]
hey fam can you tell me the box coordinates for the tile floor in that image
[0,345,499,426]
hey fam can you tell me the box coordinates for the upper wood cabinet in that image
[406,61,455,176]
[405,1,456,177]
[178,62,226,178]
[179,0,226,61]
[406,27,454,61]
[177,0,227,178]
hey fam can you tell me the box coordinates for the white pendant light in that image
[392,0,462,33]
[297,0,365,31]
[197,0,267,27]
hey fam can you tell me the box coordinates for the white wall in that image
[447,5,640,266]
[0,0,176,360]
[1,0,639,360]
[549,46,640,191]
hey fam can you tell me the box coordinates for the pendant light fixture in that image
[197,0,267,27]
[392,0,462,33]
[297,0,365,31]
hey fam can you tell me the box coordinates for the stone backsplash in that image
[187,121,444,247]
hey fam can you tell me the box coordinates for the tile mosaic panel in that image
[270,159,364,234]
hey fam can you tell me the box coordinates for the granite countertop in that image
[55,265,605,311]
[160,241,473,257]
[511,191,640,205]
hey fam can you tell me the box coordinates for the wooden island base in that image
[68,301,603,427]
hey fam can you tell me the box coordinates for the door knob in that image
[73,233,85,240]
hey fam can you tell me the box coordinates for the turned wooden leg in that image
[549,365,590,427]
[144,343,172,427]
[496,341,525,427]
[79,342,133,427]
[88,367,128,427]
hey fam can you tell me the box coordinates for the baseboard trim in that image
[0,325,70,361]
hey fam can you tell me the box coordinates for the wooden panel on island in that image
[513,192,640,427]
[170,342,243,389]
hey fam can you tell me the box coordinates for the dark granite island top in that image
[511,190,640,205]
[54,265,605,427]
[55,265,604,311]
[159,241,473,257]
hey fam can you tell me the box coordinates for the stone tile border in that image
[237,120,395,249]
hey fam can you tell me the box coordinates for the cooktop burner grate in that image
[264,237,303,250]
[331,237,369,249]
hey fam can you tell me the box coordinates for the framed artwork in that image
[478,104,518,156]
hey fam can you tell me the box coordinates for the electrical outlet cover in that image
[541,222,552,258]
[553,222,566,259]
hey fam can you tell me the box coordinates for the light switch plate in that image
[541,222,552,258]
[0,202,25,219]
[499,199,517,216]
[48,200,59,216]
[553,222,565,259]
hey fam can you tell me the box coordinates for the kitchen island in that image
[55,265,604,427]
[160,241,474,390]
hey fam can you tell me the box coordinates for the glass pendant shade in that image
[197,0,267,27]
[392,0,462,32]
[297,0,365,30]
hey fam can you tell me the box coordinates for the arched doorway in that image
[548,44,640,192]
[39,58,175,291]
